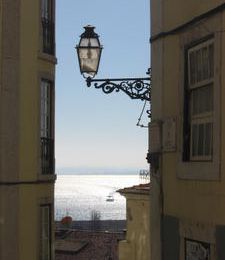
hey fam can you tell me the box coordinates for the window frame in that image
[177,23,221,180]
[182,35,215,162]
[188,39,214,161]
[41,79,53,139]
[40,78,54,175]
[40,204,52,260]
[41,0,55,55]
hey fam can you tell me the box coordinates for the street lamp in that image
[76,25,151,102]
[76,25,103,78]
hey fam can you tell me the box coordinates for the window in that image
[183,38,214,161]
[41,79,54,174]
[41,0,54,55]
[185,238,210,260]
[40,205,51,260]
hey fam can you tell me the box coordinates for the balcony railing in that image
[41,137,54,175]
[42,18,55,55]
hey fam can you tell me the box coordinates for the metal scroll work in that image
[86,76,151,101]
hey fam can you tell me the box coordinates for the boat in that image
[106,194,114,202]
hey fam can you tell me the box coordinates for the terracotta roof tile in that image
[117,182,150,195]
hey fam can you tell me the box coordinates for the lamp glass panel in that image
[89,38,99,47]
[78,47,101,76]
[79,38,99,47]
[79,38,89,47]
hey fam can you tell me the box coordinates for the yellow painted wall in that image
[19,0,39,181]
[19,0,56,181]
[18,184,54,260]
[162,0,224,32]
[18,0,56,259]
[0,0,56,259]
[119,193,150,260]
[160,12,225,224]
[151,0,225,259]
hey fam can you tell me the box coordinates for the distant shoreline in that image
[56,172,140,176]
[56,167,149,176]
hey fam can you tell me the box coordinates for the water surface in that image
[55,174,140,220]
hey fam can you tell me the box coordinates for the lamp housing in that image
[76,25,103,78]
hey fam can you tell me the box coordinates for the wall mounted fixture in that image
[76,25,151,102]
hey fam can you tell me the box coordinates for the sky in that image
[55,0,150,174]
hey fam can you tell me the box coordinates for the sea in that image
[55,174,142,221]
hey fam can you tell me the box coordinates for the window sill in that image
[38,51,57,64]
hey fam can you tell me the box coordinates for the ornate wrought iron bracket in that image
[86,75,151,101]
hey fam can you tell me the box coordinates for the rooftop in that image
[55,230,125,260]
[117,183,150,195]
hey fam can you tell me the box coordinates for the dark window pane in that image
[42,19,55,55]
[198,124,204,156]
[188,41,214,86]
[41,137,54,175]
[41,80,52,138]
[41,0,54,55]
[192,124,198,157]
[192,89,199,115]
[204,123,212,156]
[41,0,52,20]
[202,46,208,80]
[209,44,214,78]
[189,52,196,85]
[196,49,201,82]
[41,79,54,175]
[191,85,213,116]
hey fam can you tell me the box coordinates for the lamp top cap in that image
[81,25,99,39]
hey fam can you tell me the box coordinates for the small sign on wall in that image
[162,117,176,152]
[149,121,161,153]
[185,238,210,260]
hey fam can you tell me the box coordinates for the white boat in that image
[106,194,114,202]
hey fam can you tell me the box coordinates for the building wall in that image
[0,1,21,258]
[0,0,56,259]
[18,184,54,260]
[119,192,150,260]
[163,0,225,31]
[150,1,225,260]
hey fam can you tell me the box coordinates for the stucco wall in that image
[151,0,225,34]
[150,1,225,259]
[119,193,150,260]
[0,0,56,259]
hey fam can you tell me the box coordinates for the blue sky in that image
[55,0,150,173]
